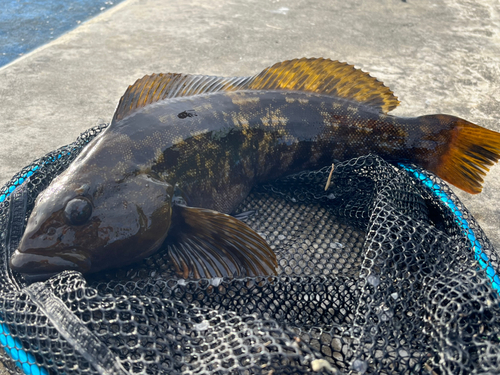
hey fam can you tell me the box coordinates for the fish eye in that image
[64,197,92,225]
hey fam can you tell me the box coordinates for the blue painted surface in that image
[0,0,125,68]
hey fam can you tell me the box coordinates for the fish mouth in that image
[9,248,92,281]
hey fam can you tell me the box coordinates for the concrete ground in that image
[1,0,500,372]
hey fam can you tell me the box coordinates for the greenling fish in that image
[10,58,500,281]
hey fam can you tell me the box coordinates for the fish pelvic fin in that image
[113,58,400,121]
[423,115,500,194]
[166,205,277,279]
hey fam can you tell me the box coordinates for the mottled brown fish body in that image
[99,90,443,213]
[10,58,500,281]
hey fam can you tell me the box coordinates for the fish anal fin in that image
[245,58,400,113]
[165,206,277,279]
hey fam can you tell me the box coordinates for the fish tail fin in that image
[424,115,500,194]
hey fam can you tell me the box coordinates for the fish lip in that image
[9,248,92,279]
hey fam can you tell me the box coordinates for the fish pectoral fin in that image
[113,58,400,122]
[166,205,277,279]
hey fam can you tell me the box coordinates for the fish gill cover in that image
[0,123,500,374]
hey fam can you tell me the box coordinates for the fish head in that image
[10,171,174,281]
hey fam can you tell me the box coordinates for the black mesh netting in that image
[1,123,500,375]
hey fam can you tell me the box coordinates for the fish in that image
[9,58,500,281]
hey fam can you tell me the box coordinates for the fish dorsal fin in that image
[244,58,400,113]
[113,73,253,121]
[113,58,400,121]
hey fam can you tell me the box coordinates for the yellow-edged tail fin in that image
[428,116,500,194]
